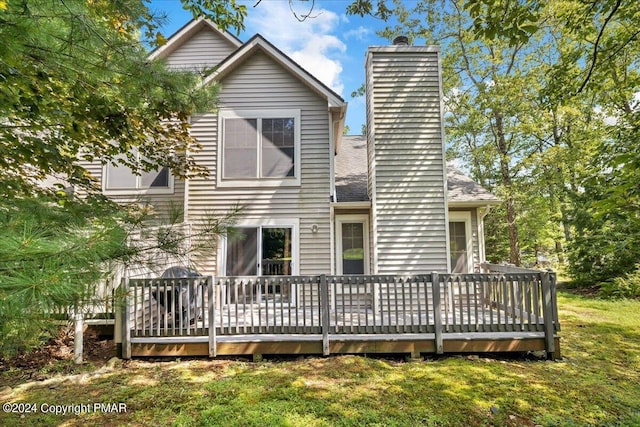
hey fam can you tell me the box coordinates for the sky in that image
[148,0,400,134]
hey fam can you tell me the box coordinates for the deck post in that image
[549,270,560,332]
[320,274,330,356]
[74,310,83,364]
[432,272,443,354]
[541,271,555,359]
[121,273,131,360]
[208,276,217,358]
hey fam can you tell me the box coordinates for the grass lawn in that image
[1,290,639,427]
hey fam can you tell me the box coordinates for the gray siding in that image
[164,27,238,71]
[366,47,448,274]
[188,51,332,276]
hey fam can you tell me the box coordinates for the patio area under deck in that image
[120,268,561,359]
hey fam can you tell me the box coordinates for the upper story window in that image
[103,149,174,195]
[219,109,301,187]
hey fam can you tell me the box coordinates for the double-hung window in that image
[103,149,173,195]
[219,109,301,186]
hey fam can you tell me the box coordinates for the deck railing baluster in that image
[458,276,464,330]
[472,276,479,332]
[509,275,517,331]
[372,278,377,333]
[465,276,472,330]
[400,277,407,332]
[525,277,532,329]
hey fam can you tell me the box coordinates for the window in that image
[336,215,370,275]
[219,109,300,186]
[103,150,173,195]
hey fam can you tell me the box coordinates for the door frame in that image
[220,218,299,304]
[448,211,473,273]
[335,214,370,275]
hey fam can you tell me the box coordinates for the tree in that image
[0,0,247,198]
[0,193,240,357]
[0,0,250,355]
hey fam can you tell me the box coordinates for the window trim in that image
[335,214,370,275]
[217,109,302,188]
[102,151,175,196]
[220,218,300,305]
[448,211,473,273]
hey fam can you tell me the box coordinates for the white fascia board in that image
[330,201,372,209]
[447,200,502,208]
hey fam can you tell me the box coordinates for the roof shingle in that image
[335,135,499,205]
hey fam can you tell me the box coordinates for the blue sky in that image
[148,0,400,134]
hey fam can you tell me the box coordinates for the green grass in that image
[2,291,640,426]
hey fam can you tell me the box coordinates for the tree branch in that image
[577,0,622,94]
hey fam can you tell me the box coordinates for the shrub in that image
[599,264,640,299]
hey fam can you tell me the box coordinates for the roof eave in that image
[330,201,372,209]
[447,199,501,208]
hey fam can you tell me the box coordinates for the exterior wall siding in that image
[164,27,238,71]
[188,52,332,276]
[366,47,449,274]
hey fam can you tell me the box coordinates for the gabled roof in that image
[336,136,500,206]
[202,34,346,110]
[148,17,243,61]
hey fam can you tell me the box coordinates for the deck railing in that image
[122,269,559,358]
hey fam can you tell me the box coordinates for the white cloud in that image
[245,1,346,95]
[344,26,370,41]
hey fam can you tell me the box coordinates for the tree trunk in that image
[505,193,521,265]
[494,112,522,266]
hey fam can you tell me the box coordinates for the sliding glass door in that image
[225,225,294,302]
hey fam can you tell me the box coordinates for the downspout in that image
[328,111,336,202]
[184,115,191,265]
[330,205,335,275]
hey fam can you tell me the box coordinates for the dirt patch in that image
[0,326,117,385]
[557,281,601,298]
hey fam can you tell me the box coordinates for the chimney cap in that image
[393,35,409,46]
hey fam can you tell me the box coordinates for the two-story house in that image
[81,18,499,291]
[75,19,564,360]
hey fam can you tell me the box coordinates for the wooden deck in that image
[120,269,560,359]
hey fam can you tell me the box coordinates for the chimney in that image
[365,42,448,274]
[392,35,409,46]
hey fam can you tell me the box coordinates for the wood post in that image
[550,271,560,332]
[541,271,555,359]
[432,272,443,354]
[121,273,131,359]
[208,276,217,358]
[320,274,330,356]
[74,310,83,364]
